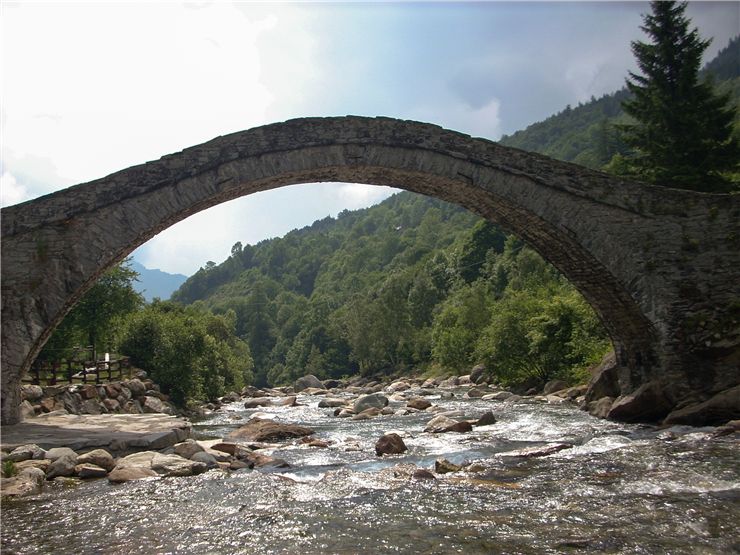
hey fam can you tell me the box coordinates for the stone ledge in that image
[0,413,191,454]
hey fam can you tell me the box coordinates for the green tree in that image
[39,260,143,362]
[620,1,739,191]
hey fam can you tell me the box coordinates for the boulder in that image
[421,378,438,388]
[76,449,116,472]
[543,380,569,395]
[465,388,487,399]
[663,385,740,426]
[103,398,121,412]
[475,411,497,426]
[482,391,513,401]
[123,379,147,398]
[583,353,621,404]
[587,397,615,419]
[608,381,673,423]
[46,454,78,479]
[79,384,99,400]
[221,391,241,403]
[407,398,432,411]
[174,439,205,460]
[45,447,78,461]
[375,433,408,456]
[424,415,472,434]
[142,395,173,414]
[470,364,486,385]
[244,398,273,409]
[20,400,36,420]
[386,381,411,393]
[458,375,472,385]
[75,464,108,479]
[227,418,314,442]
[150,453,207,477]
[352,407,382,420]
[353,393,389,413]
[115,451,157,469]
[276,396,298,407]
[21,384,44,402]
[435,458,463,474]
[318,397,348,408]
[439,376,460,388]
[190,451,220,469]
[7,444,46,462]
[80,399,102,414]
[108,466,158,483]
[210,442,238,456]
[1,467,45,497]
[322,379,342,389]
[15,459,51,473]
[294,374,325,393]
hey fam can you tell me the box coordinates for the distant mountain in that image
[129,260,187,302]
[499,35,739,169]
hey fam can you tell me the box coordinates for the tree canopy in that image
[620,1,739,191]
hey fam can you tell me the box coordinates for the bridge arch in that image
[2,116,739,425]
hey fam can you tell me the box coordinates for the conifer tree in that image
[620,1,738,192]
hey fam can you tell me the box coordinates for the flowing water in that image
[2,388,739,554]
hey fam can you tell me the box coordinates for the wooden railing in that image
[24,350,133,386]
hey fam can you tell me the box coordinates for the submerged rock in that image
[375,433,408,456]
[506,443,573,458]
[435,458,463,474]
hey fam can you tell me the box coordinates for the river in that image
[2,386,739,554]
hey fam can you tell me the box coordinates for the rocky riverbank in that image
[5,369,738,503]
[17,372,177,420]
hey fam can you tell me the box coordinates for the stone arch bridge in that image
[2,116,739,425]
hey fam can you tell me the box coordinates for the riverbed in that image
[2,387,739,554]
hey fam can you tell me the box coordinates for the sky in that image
[2,1,738,276]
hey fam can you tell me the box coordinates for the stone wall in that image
[19,377,176,421]
[2,116,739,424]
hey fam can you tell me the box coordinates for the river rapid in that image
[2,386,739,554]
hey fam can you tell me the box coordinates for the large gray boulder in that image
[663,385,740,426]
[352,393,389,413]
[294,374,325,392]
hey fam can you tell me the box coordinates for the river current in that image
[2,387,739,554]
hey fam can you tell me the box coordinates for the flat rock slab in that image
[0,413,191,453]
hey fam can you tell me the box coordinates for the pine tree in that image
[620,1,739,192]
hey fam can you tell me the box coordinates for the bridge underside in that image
[2,116,739,425]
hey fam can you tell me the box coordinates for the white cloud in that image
[1,2,274,186]
[0,171,29,207]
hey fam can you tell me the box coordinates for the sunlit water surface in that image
[2,389,739,554]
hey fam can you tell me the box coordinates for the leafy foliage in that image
[118,301,253,404]
[171,191,610,390]
[39,260,143,362]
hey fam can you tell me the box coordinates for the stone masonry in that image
[2,116,739,424]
